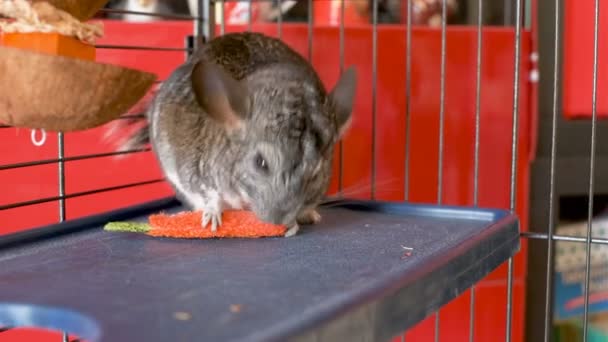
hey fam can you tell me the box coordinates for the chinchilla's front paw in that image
[201,207,223,232]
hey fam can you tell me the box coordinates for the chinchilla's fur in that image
[119,32,357,237]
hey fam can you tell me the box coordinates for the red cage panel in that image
[563,0,608,119]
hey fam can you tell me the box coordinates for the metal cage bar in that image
[247,0,252,31]
[0,149,150,172]
[277,0,283,39]
[307,0,313,62]
[0,179,165,212]
[337,0,345,193]
[57,132,66,222]
[506,0,524,340]
[200,0,213,42]
[435,0,449,339]
[583,0,601,340]
[404,0,413,202]
[371,0,378,200]
[470,0,484,340]
[219,0,226,35]
[542,0,561,340]
[522,231,608,245]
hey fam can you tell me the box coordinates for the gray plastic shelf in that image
[0,197,519,342]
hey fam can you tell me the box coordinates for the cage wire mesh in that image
[0,0,605,341]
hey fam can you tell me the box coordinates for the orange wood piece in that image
[148,210,287,239]
[0,32,95,61]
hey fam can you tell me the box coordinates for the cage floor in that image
[0,197,519,342]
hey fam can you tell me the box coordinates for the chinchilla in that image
[116,32,357,237]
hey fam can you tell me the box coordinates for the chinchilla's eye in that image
[254,153,269,173]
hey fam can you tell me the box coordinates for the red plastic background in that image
[562,0,608,119]
[0,21,533,342]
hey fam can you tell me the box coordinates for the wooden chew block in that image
[0,32,95,61]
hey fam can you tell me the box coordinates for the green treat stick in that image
[104,221,151,233]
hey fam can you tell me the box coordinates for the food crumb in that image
[400,245,414,259]
[230,304,242,313]
[173,311,192,321]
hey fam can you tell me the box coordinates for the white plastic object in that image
[30,128,47,147]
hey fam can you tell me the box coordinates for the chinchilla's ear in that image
[328,66,357,138]
[191,58,249,131]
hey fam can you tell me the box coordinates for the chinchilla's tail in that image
[102,86,157,157]
[103,114,150,156]
[118,120,149,151]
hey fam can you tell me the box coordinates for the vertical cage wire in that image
[209,0,215,40]
[195,0,203,40]
[219,0,225,35]
[370,0,378,200]
[307,0,313,62]
[583,0,601,340]
[277,0,283,39]
[437,0,447,205]
[543,0,561,340]
[247,0,252,31]
[338,0,345,192]
[57,132,66,222]
[434,0,449,340]
[473,0,483,213]
[58,132,68,340]
[198,0,211,41]
[470,0,484,340]
[58,133,68,340]
[404,0,412,201]
[509,0,523,214]
[507,0,524,340]
[196,7,206,58]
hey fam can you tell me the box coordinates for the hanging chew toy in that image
[104,210,288,239]
[0,0,157,131]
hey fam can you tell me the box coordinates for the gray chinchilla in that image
[118,32,357,237]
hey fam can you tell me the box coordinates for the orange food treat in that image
[148,210,287,238]
[0,32,95,61]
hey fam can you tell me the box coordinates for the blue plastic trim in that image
[0,303,101,341]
